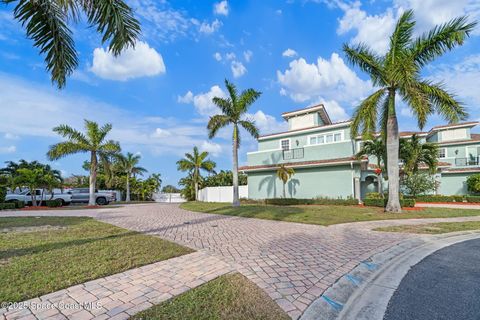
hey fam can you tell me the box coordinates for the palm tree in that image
[356,139,386,195]
[344,11,475,212]
[116,152,147,202]
[277,165,295,198]
[207,79,262,207]
[47,120,121,206]
[400,134,438,176]
[2,0,140,88]
[177,147,216,201]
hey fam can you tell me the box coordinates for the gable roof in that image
[281,104,332,125]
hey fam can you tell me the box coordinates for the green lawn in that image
[375,221,480,234]
[0,217,193,303]
[180,202,480,226]
[130,273,289,320]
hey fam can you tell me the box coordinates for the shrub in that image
[414,195,463,203]
[363,198,415,208]
[45,199,63,207]
[264,197,359,206]
[0,203,16,210]
[466,174,480,194]
[14,201,25,209]
[466,196,480,203]
[365,192,383,199]
[0,187,6,203]
[401,173,437,198]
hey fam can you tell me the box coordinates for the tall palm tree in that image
[116,152,147,202]
[2,0,140,88]
[356,139,386,194]
[344,10,475,212]
[47,120,121,205]
[207,79,262,207]
[400,134,438,176]
[277,165,295,198]
[177,146,216,201]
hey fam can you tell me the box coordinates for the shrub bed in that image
[45,200,63,207]
[264,197,359,206]
[363,198,416,208]
[0,203,16,210]
[14,201,25,209]
[465,196,480,203]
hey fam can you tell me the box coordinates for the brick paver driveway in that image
[4,204,480,319]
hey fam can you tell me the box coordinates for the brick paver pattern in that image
[2,204,480,319]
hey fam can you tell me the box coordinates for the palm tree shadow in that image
[288,178,300,198]
[257,152,283,198]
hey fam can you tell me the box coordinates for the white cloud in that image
[4,132,19,140]
[213,52,222,61]
[151,128,172,138]
[430,55,480,113]
[0,73,215,157]
[247,110,288,134]
[277,53,372,103]
[225,52,236,60]
[282,48,298,58]
[199,19,222,34]
[0,145,16,154]
[214,1,229,16]
[243,50,253,62]
[231,61,247,78]
[201,141,222,156]
[337,2,399,54]
[178,85,227,117]
[177,91,194,103]
[90,41,166,81]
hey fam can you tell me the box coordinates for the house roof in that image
[239,156,366,172]
[368,162,452,170]
[258,120,352,140]
[281,104,332,125]
[442,167,480,173]
[430,121,479,131]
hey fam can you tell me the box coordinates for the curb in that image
[300,231,480,320]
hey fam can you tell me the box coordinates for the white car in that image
[5,189,72,206]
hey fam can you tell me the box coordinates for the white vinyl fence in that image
[153,192,186,203]
[197,185,248,202]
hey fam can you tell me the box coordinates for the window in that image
[280,139,290,151]
[438,148,446,158]
[308,131,343,145]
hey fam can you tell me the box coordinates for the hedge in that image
[363,198,416,208]
[45,199,63,207]
[0,203,16,210]
[264,197,359,206]
[466,196,480,203]
[13,201,25,209]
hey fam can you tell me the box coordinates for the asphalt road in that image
[384,238,480,320]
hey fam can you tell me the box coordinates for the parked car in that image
[67,188,115,205]
[5,189,72,206]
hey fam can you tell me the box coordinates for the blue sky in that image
[0,0,479,187]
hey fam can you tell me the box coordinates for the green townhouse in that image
[239,104,480,201]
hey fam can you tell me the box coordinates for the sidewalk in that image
[0,251,234,320]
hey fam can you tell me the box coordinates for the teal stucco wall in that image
[247,165,355,199]
[439,173,470,195]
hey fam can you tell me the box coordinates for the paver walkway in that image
[3,204,480,319]
[0,251,233,320]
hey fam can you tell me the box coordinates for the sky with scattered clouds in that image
[0,0,479,186]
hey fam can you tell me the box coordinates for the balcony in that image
[282,148,304,161]
[455,157,479,166]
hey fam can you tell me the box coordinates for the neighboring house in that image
[239,104,480,200]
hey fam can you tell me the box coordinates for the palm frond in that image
[212,97,234,118]
[52,124,89,145]
[224,79,238,106]
[239,119,259,139]
[207,115,231,139]
[81,0,141,55]
[387,10,415,65]
[342,43,385,86]
[400,82,433,129]
[351,89,386,138]
[100,140,121,154]
[9,0,78,88]
[238,88,262,114]
[47,141,88,160]
[410,16,477,68]
[417,80,467,123]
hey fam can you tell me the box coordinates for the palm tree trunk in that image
[89,151,97,206]
[385,91,401,213]
[126,173,131,202]
[232,126,240,207]
[283,183,286,198]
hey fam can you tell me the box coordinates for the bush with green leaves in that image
[466,174,480,194]
[45,200,63,207]
[0,203,16,210]
[401,173,437,197]
[264,197,359,206]
[363,198,415,208]
[0,186,6,203]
